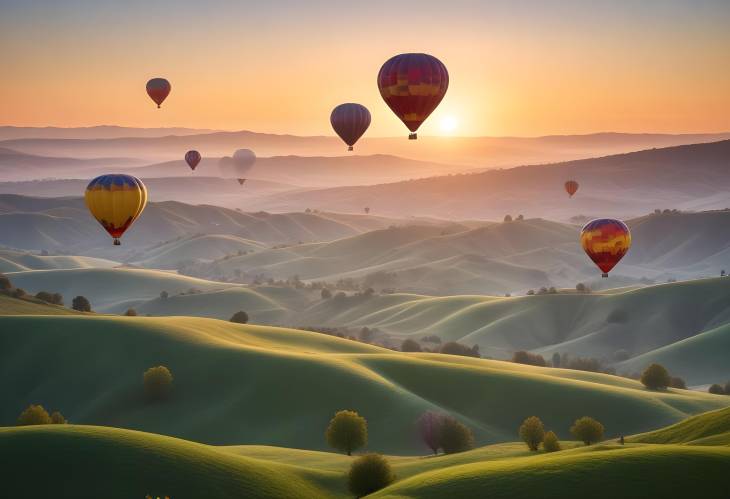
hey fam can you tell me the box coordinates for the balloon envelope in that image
[146,78,171,108]
[231,149,256,176]
[330,103,371,150]
[185,150,201,170]
[85,174,147,245]
[377,53,449,138]
[580,218,631,277]
[565,180,579,197]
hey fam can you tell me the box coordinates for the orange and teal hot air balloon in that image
[85,174,148,246]
[580,218,631,278]
[377,53,449,140]
[565,180,579,197]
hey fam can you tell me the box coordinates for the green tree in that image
[50,411,68,424]
[144,366,173,401]
[326,410,367,456]
[17,404,52,425]
[669,377,687,389]
[440,416,474,454]
[71,295,91,312]
[709,384,725,395]
[401,339,422,352]
[347,454,394,498]
[230,311,249,324]
[519,416,545,451]
[571,417,604,445]
[542,430,561,452]
[124,308,138,316]
[640,363,671,390]
[0,273,11,290]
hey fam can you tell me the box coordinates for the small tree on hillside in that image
[669,377,687,389]
[347,454,394,498]
[230,311,249,324]
[326,410,367,456]
[571,417,604,445]
[72,295,91,312]
[160,290,169,300]
[50,411,68,424]
[124,308,138,316]
[144,366,173,401]
[709,384,725,395]
[0,273,11,290]
[401,339,422,352]
[440,416,474,454]
[503,215,512,222]
[17,404,52,425]
[640,363,671,390]
[417,411,444,455]
[542,431,561,452]
[519,416,545,451]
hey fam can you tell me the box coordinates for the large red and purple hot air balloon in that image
[330,103,371,151]
[185,150,201,171]
[580,218,631,278]
[146,78,171,108]
[377,53,449,139]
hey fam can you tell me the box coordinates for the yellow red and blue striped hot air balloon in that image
[580,218,631,278]
[85,174,148,246]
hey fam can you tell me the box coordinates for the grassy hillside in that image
[628,407,730,445]
[1,315,727,454]
[0,249,117,272]
[0,294,77,316]
[137,234,266,269]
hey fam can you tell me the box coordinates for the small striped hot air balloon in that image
[146,78,171,108]
[565,180,579,197]
[580,218,631,277]
[85,174,148,245]
[185,150,201,171]
[330,103,371,151]
[377,53,449,139]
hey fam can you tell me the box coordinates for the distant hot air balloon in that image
[377,53,449,140]
[146,78,171,108]
[185,150,201,171]
[237,178,246,186]
[330,103,371,151]
[565,180,579,197]
[85,174,148,246]
[580,218,631,278]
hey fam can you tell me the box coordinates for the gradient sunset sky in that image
[1,0,729,137]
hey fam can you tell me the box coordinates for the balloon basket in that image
[348,146,353,151]
[409,133,417,140]
[113,238,121,246]
[602,273,608,278]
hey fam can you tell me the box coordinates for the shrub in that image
[565,356,602,373]
[71,295,91,312]
[526,289,535,295]
[230,311,249,324]
[575,282,586,292]
[35,291,61,304]
[641,363,671,390]
[519,416,545,451]
[124,308,138,316]
[669,377,687,389]
[143,366,173,401]
[709,384,725,395]
[50,411,68,424]
[160,290,169,300]
[440,416,474,454]
[13,288,26,298]
[321,288,332,299]
[512,351,546,367]
[440,342,480,358]
[326,410,367,456]
[0,273,11,290]
[401,339,422,352]
[503,215,512,222]
[417,411,444,454]
[542,431,561,452]
[347,454,394,498]
[570,417,604,445]
[17,404,52,425]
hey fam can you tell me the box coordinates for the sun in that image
[439,115,458,134]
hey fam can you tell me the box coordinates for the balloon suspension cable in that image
[409,133,417,140]
[602,272,608,278]
[113,238,121,246]
[348,146,354,151]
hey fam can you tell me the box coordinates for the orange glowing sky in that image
[1,0,729,137]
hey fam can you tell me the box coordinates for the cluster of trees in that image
[417,411,474,454]
[503,214,525,222]
[519,415,604,450]
[708,381,730,395]
[17,404,68,425]
[1,273,83,311]
[34,291,64,305]
[640,364,686,391]
[526,287,558,295]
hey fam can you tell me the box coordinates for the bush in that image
[13,288,26,298]
[321,288,332,299]
[526,289,535,295]
[72,295,91,312]
[440,342,480,358]
[440,416,474,454]
[50,411,68,424]
[0,273,11,290]
[417,411,444,454]
[347,454,395,498]
[35,291,63,305]
[230,311,249,324]
[565,356,603,373]
[512,351,546,367]
[542,431,561,452]
[160,290,169,300]
[641,363,671,390]
[17,404,52,425]
[519,416,545,451]
[143,365,173,401]
[709,384,725,395]
[669,377,687,389]
[503,215,512,222]
[326,410,367,456]
[570,417,604,445]
[401,339,422,352]
[124,308,138,316]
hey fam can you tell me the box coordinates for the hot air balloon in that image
[565,180,579,197]
[146,78,171,108]
[580,218,631,278]
[85,174,148,246]
[330,103,371,151]
[237,178,246,186]
[185,150,201,171]
[377,53,449,139]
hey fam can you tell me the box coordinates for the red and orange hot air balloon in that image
[565,180,579,197]
[185,150,201,171]
[146,78,171,108]
[580,218,631,278]
[377,53,449,140]
[330,103,371,151]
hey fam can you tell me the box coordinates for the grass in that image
[0,293,77,315]
[628,406,730,445]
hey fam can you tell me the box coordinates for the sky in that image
[1,0,729,137]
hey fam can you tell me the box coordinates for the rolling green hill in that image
[0,294,77,316]
[1,315,727,455]
[0,249,118,272]
[628,406,730,446]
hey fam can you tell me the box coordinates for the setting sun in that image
[439,116,459,134]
